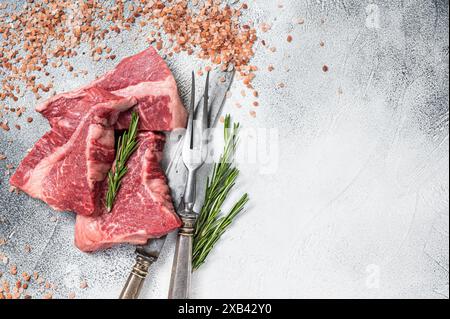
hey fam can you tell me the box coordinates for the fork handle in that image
[168,214,196,299]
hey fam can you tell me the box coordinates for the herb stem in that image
[192,115,249,270]
[105,112,139,212]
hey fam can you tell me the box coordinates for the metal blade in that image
[135,68,236,260]
[209,69,235,128]
[136,237,166,260]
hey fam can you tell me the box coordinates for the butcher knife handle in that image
[119,255,153,299]
[168,214,196,299]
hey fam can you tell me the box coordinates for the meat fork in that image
[168,72,209,299]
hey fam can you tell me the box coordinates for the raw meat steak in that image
[74,132,181,252]
[37,47,187,132]
[10,88,137,216]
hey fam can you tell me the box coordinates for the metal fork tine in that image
[171,71,212,300]
[190,71,196,112]
[188,71,195,149]
[203,71,210,129]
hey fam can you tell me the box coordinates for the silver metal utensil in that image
[118,69,234,299]
[168,71,210,299]
[118,238,166,299]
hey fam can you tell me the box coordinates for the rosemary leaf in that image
[105,112,139,212]
[193,115,249,270]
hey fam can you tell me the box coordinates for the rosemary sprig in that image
[105,112,139,212]
[193,115,249,270]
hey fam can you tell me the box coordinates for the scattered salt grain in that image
[259,23,272,33]
[24,244,31,253]
[80,280,88,289]
[10,265,17,275]
[22,272,31,282]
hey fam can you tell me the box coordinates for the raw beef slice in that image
[37,47,187,132]
[10,88,137,216]
[75,132,181,252]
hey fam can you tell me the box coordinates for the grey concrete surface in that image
[0,0,448,298]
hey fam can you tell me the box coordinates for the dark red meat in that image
[10,88,136,216]
[11,48,185,251]
[75,132,181,252]
[37,47,187,132]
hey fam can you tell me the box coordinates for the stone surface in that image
[0,0,448,298]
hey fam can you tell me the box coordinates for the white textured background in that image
[0,0,448,299]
